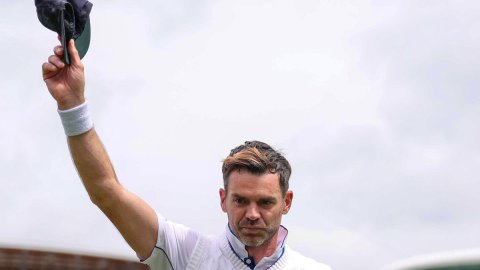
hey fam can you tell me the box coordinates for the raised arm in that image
[42,40,158,259]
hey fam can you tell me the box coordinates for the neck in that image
[245,230,279,264]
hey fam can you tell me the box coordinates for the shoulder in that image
[143,213,208,269]
[285,246,332,270]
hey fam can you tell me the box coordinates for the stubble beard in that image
[236,221,278,248]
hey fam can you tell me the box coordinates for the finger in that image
[42,62,58,73]
[48,55,65,69]
[67,39,82,67]
[42,62,59,79]
[54,45,64,57]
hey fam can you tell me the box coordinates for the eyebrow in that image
[231,193,246,199]
[258,197,278,203]
[231,193,277,202]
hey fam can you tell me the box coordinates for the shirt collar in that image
[225,224,288,269]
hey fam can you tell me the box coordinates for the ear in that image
[282,191,293,214]
[219,188,227,213]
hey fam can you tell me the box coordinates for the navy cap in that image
[35,0,93,64]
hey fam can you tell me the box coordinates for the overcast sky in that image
[1,1,480,269]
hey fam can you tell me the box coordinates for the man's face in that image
[220,170,293,248]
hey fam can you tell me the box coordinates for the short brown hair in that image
[222,141,292,196]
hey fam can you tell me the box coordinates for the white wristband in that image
[58,101,94,136]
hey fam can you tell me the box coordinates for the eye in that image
[233,197,247,205]
[259,199,274,206]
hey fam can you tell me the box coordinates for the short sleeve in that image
[142,212,200,270]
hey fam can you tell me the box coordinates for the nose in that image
[245,204,260,221]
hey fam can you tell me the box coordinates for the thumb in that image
[68,39,82,66]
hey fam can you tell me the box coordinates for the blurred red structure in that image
[0,247,148,270]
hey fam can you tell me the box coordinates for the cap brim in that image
[60,9,71,65]
[75,18,91,60]
[60,10,90,64]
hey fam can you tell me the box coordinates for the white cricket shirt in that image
[142,213,331,270]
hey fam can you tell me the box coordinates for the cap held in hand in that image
[35,0,93,64]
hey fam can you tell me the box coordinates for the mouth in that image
[241,227,264,233]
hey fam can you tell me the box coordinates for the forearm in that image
[67,128,158,258]
[68,128,121,206]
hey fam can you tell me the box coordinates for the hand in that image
[42,39,86,110]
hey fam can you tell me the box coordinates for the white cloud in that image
[1,1,480,270]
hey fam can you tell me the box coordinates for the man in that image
[41,40,331,269]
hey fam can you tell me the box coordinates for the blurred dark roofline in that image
[0,246,148,269]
